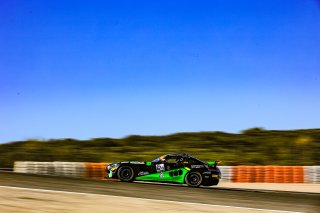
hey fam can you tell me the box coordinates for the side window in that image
[166,158,177,164]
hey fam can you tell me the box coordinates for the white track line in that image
[0,185,302,213]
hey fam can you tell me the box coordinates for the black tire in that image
[117,166,135,182]
[185,171,202,187]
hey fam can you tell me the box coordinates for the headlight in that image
[107,163,119,172]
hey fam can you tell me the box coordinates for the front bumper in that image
[106,163,119,178]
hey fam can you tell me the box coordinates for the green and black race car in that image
[105,153,221,187]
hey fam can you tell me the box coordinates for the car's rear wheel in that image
[117,166,135,182]
[185,171,202,187]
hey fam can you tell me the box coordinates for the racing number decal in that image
[156,164,165,172]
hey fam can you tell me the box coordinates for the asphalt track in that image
[0,172,319,212]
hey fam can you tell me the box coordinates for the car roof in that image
[165,153,190,158]
[164,153,206,164]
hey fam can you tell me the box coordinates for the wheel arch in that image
[184,170,203,187]
[117,165,136,182]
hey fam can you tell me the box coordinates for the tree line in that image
[0,128,319,168]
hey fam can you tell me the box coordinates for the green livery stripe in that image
[207,161,216,166]
[135,168,189,184]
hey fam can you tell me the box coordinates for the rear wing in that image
[207,161,220,167]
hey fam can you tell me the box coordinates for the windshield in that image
[151,155,166,163]
[151,157,160,163]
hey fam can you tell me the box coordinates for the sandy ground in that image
[0,186,299,213]
[217,181,320,193]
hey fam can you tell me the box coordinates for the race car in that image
[105,153,221,187]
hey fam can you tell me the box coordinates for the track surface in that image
[0,172,319,212]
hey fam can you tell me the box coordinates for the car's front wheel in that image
[185,171,202,187]
[117,166,135,182]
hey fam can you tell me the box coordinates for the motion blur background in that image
[0,0,319,167]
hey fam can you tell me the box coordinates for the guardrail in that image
[13,162,320,183]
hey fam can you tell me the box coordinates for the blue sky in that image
[1,0,320,143]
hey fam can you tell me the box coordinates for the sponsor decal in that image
[191,165,204,169]
[156,164,165,172]
[129,161,145,164]
[159,172,164,178]
[203,171,211,174]
[138,171,149,176]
